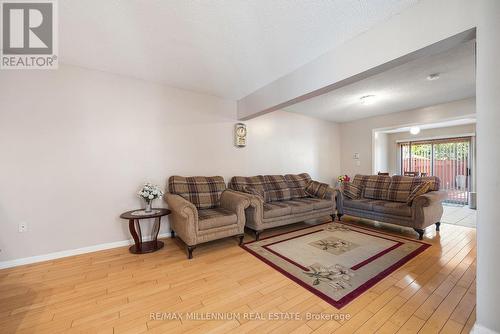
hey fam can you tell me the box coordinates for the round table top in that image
[120,208,171,220]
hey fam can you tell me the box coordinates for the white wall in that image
[338,98,475,176]
[373,132,389,174]
[475,1,500,333]
[385,124,476,175]
[0,64,340,263]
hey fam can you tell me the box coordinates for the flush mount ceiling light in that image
[410,126,421,135]
[360,95,377,105]
[426,73,440,81]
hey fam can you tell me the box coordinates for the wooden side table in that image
[120,208,171,254]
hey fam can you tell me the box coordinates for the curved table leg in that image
[153,217,161,242]
[128,217,164,254]
[129,219,141,252]
[135,219,142,242]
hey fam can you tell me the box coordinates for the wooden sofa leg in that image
[337,213,344,221]
[255,230,262,241]
[187,246,196,259]
[171,230,175,238]
[435,222,441,231]
[414,228,424,240]
[238,234,244,245]
[330,214,336,222]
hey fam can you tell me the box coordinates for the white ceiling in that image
[59,0,419,100]
[283,41,476,123]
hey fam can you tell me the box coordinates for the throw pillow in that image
[406,182,431,205]
[305,181,330,199]
[342,183,363,199]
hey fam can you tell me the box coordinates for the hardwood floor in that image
[0,218,476,334]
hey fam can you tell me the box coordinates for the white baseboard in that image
[0,233,171,270]
[472,323,500,334]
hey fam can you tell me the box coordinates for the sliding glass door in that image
[400,137,471,205]
[401,142,432,176]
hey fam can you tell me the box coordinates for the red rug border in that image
[245,220,431,246]
[241,221,431,309]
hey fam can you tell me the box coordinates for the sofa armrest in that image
[220,190,251,229]
[165,193,198,217]
[228,190,264,206]
[220,189,251,211]
[320,186,337,211]
[411,190,446,230]
[227,190,264,231]
[165,193,198,245]
[412,190,447,208]
[323,186,336,200]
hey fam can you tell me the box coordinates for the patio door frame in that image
[399,136,473,205]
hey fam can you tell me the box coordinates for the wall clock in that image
[235,123,247,147]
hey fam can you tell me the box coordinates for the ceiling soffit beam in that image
[237,0,478,121]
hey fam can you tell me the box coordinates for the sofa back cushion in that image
[229,175,265,191]
[263,175,293,202]
[387,175,441,203]
[229,175,268,201]
[168,176,226,209]
[352,174,391,200]
[229,173,312,202]
[284,173,311,199]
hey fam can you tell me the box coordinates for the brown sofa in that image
[165,176,250,259]
[228,173,336,240]
[337,174,447,239]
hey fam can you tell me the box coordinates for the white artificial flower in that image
[138,183,163,200]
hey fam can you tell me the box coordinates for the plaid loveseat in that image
[165,176,250,258]
[228,173,336,240]
[337,175,447,239]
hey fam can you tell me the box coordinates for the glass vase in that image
[145,200,153,213]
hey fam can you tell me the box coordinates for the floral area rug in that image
[241,222,430,308]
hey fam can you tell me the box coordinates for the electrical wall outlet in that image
[18,222,28,233]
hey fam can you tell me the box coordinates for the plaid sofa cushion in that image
[229,175,275,202]
[284,173,311,199]
[419,176,440,191]
[168,176,226,210]
[305,180,330,199]
[406,181,431,205]
[386,176,418,202]
[242,186,265,199]
[263,175,293,202]
[352,175,391,200]
[352,175,364,187]
[342,183,363,199]
[229,175,267,194]
[230,173,314,202]
[387,175,440,203]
